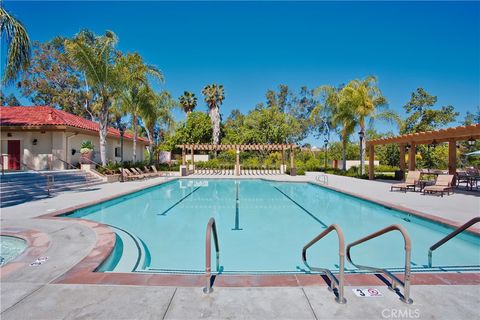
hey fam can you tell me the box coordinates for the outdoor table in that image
[456,174,480,191]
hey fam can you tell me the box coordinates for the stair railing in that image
[204,217,220,293]
[346,224,413,304]
[10,158,54,196]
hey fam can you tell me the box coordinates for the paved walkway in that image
[1,173,479,319]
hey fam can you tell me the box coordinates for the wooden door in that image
[7,140,20,170]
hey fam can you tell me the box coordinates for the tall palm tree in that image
[117,53,163,163]
[179,91,197,115]
[202,84,224,148]
[343,76,398,175]
[0,7,31,84]
[140,90,175,163]
[313,85,357,171]
[64,30,120,165]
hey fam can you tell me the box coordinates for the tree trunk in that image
[98,98,110,166]
[145,127,154,165]
[209,106,220,156]
[132,114,137,163]
[342,135,347,171]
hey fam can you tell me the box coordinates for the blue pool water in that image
[0,236,26,266]
[67,179,480,274]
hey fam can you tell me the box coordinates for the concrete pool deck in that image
[1,173,479,319]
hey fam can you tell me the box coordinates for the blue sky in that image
[4,1,480,146]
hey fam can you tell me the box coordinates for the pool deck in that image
[1,173,479,319]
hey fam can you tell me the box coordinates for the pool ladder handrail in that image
[204,217,220,293]
[428,217,480,267]
[346,224,413,304]
[302,224,346,304]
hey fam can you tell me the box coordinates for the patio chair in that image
[128,168,147,179]
[390,171,421,192]
[143,166,161,177]
[120,168,141,180]
[423,174,455,197]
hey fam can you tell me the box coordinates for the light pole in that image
[119,124,125,183]
[324,139,328,171]
[359,130,365,175]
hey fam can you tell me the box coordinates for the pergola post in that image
[399,143,406,173]
[448,139,457,176]
[191,146,195,173]
[368,144,375,180]
[235,148,240,176]
[182,147,186,166]
[408,142,416,171]
[281,147,286,174]
[290,146,296,176]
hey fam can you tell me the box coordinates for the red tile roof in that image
[0,106,149,143]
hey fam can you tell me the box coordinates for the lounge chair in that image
[143,166,160,177]
[423,175,455,197]
[390,171,421,192]
[119,168,140,180]
[127,168,147,179]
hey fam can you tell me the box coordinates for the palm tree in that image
[117,53,163,163]
[64,30,120,165]
[179,91,197,115]
[0,7,31,84]
[313,85,356,171]
[140,90,175,163]
[202,84,225,148]
[343,76,398,175]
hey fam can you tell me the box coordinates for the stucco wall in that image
[1,129,147,170]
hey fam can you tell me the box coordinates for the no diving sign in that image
[353,288,383,297]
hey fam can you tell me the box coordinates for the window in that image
[115,147,121,157]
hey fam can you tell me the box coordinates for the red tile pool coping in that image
[0,227,51,278]
[32,177,480,287]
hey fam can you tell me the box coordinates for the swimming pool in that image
[0,236,26,266]
[67,179,480,274]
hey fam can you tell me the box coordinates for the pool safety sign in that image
[30,256,48,267]
[353,288,383,297]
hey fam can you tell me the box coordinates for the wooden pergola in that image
[366,124,480,180]
[175,144,298,175]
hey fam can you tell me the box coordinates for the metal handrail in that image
[50,154,91,187]
[302,224,346,304]
[346,224,413,304]
[204,217,220,294]
[428,217,480,267]
[10,158,54,196]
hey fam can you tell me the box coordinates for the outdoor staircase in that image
[0,170,105,208]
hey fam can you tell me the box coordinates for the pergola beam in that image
[365,124,479,180]
[367,124,480,146]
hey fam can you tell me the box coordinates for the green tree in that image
[178,91,197,115]
[140,90,176,162]
[463,106,480,125]
[312,85,356,171]
[402,88,458,134]
[1,7,31,84]
[117,52,163,162]
[341,76,397,175]
[202,84,225,148]
[163,111,212,150]
[64,30,121,165]
[0,91,20,106]
[19,38,93,118]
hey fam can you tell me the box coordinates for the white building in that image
[0,106,148,171]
